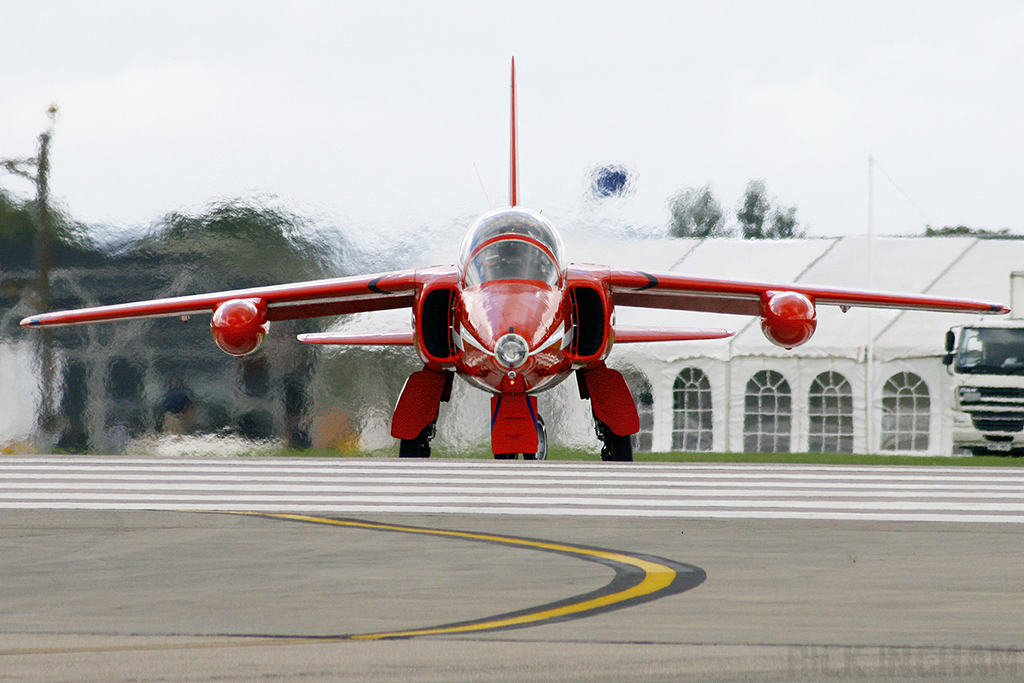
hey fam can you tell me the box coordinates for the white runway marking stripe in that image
[3,456,1024,523]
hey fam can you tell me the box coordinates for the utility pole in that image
[2,104,58,431]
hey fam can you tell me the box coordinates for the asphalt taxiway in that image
[2,503,1023,682]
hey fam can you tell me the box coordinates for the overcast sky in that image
[2,0,1021,244]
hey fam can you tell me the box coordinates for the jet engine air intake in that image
[569,286,606,359]
[760,290,816,349]
[418,287,458,362]
[211,298,270,357]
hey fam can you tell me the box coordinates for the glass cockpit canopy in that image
[458,208,565,287]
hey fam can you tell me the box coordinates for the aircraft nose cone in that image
[461,282,565,352]
[495,332,529,368]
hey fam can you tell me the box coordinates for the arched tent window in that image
[672,368,713,451]
[881,372,930,451]
[808,371,854,453]
[617,367,653,452]
[744,370,792,452]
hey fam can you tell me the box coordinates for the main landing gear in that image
[595,416,633,462]
[399,421,435,458]
[494,416,547,461]
[575,366,637,462]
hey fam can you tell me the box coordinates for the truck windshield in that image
[955,327,1024,375]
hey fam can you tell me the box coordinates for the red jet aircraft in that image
[22,59,1009,461]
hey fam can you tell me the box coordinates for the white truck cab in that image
[944,319,1024,454]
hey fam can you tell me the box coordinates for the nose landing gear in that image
[495,416,547,460]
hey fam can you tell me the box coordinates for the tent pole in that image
[866,156,875,454]
[724,336,733,452]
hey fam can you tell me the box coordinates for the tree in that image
[137,197,336,287]
[769,204,802,239]
[736,179,771,239]
[924,225,1016,239]
[0,189,94,267]
[735,179,804,239]
[668,185,728,238]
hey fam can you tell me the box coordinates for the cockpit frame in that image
[458,207,566,288]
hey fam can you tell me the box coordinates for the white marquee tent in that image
[577,235,1024,456]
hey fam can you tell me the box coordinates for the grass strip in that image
[268,447,1024,467]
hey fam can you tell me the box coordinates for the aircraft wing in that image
[603,269,1010,316]
[613,326,734,343]
[19,268,443,329]
[297,331,415,345]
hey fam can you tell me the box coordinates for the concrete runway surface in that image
[1,457,1023,682]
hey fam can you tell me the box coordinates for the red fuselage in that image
[455,280,573,395]
[440,206,577,397]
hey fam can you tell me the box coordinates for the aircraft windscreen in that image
[464,239,560,287]
[459,208,565,275]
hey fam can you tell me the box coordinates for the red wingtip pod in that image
[211,298,270,357]
[760,291,817,349]
[508,56,519,207]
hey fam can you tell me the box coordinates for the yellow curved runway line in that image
[225,512,704,640]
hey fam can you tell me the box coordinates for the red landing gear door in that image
[391,369,450,440]
[491,394,539,455]
[580,365,640,437]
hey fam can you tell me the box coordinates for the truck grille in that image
[977,387,1024,399]
[959,386,1024,404]
[971,412,1024,433]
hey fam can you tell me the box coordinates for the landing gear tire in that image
[522,417,547,461]
[595,418,633,462]
[399,422,434,457]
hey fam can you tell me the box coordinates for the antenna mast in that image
[508,57,519,207]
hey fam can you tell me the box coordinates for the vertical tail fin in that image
[509,57,519,207]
